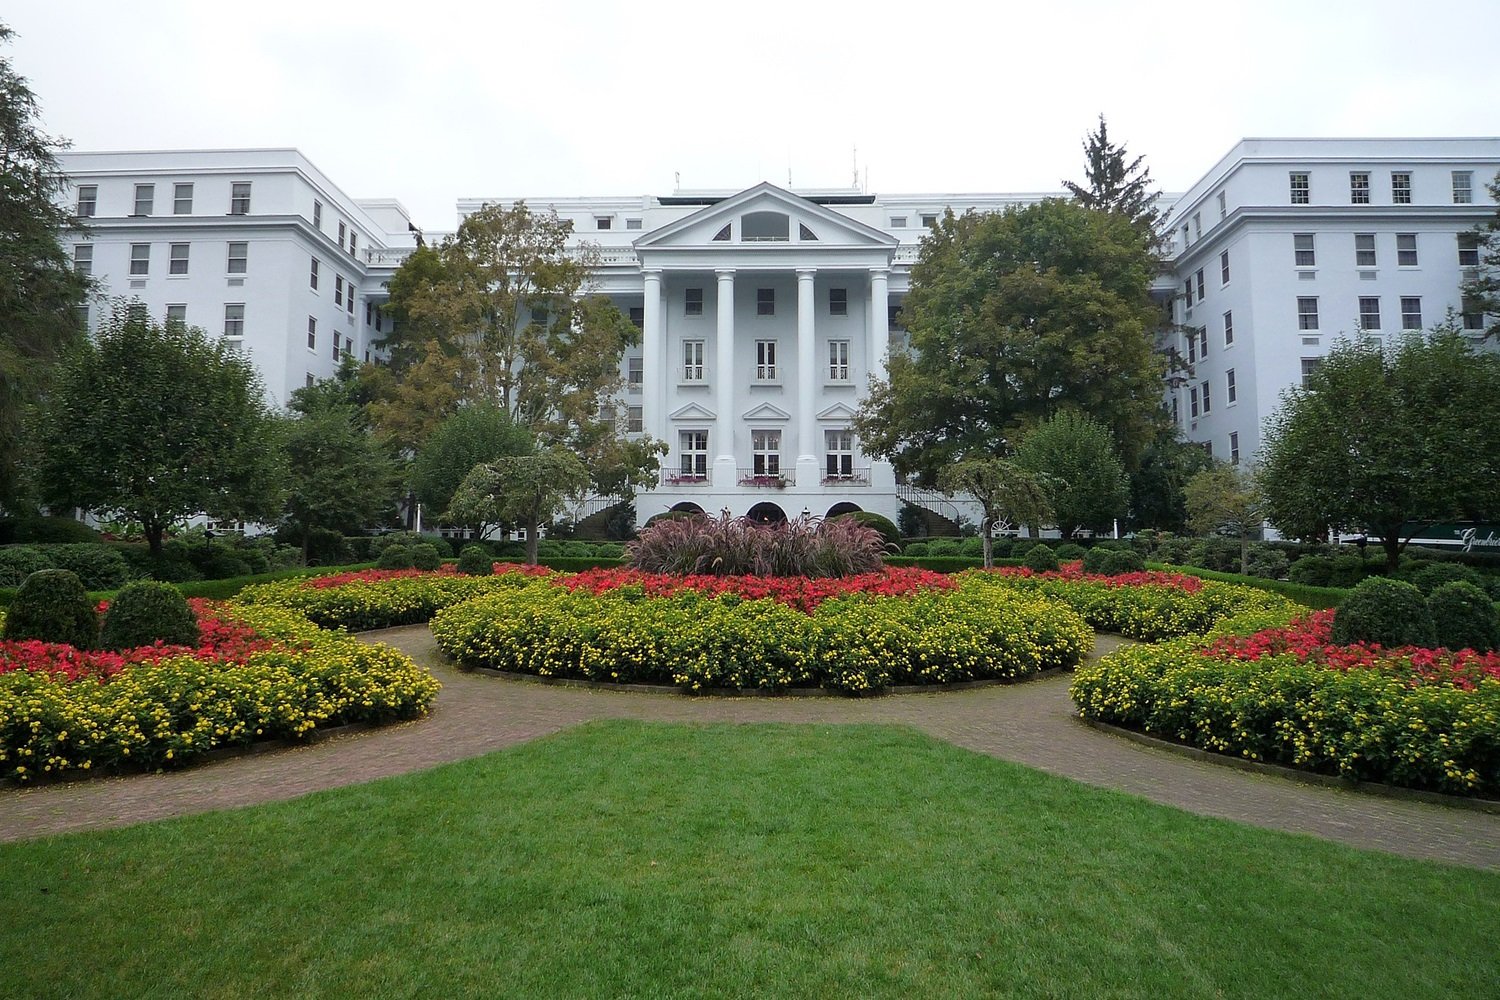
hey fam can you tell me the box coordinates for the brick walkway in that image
[3,628,1498,870]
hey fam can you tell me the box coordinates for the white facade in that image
[56,139,1499,527]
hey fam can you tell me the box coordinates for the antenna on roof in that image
[674,171,680,191]
[851,145,859,189]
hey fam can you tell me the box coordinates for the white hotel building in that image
[57,138,1498,528]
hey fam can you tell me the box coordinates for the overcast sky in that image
[8,0,1497,231]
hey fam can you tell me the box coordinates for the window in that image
[1184,278,1194,309]
[683,340,705,381]
[755,340,778,380]
[712,224,731,241]
[756,288,774,316]
[628,306,644,328]
[224,304,245,338]
[921,213,939,227]
[530,306,547,325]
[346,285,355,316]
[173,183,193,214]
[679,431,708,478]
[627,406,643,433]
[1396,233,1418,266]
[365,303,372,326]
[331,336,340,360]
[348,232,355,257]
[1391,171,1413,203]
[1193,212,1202,241]
[752,430,780,476]
[169,243,190,275]
[1463,299,1485,331]
[76,185,97,217]
[684,288,704,316]
[1355,233,1377,267]
[889,216,907,228]
[1359,296,1381,330]
[1401,296,1422,330]
[1229,432,1240,465]
[1289,172,1309,204]
[129,243,150,275]
[166,304,186,325]
[595,217,612,230]
[1453,171,1474,204]
[825,430,854,479]
[334,275,344,307]
[1297,296,1319,330]
[307,317,317,351]
[1187,330,1196,364]
[829,340,850,380]
[1226,368,1237,404]
[1201,379,1212,414]
[1294,233,1315,267]
[133,183,154,216]
[1223,310,1234,346]
[1459,233,1480,267]
[829,288,847,316]
[313,200,322,229]
[73,244,92,276]
[626,218,642,230]
[127,302,149,323]
[1350,172,1370,204]
[1220,250,1230,285]
[310,257,320,290]
[1199,327,1209,359]
[343,337,352,358]
[1300,358,1322,385]
[1190,386,1199,418]
[889,304,904,329]
[306,373,315,388]
[227,242,247,274]
[1182,225,1191,249]
[338,222,347,249]
[1195,268,1206,302]
[230,182,251,215]
[801,222,819,242]
[1217,191,1227,219]
[627,356,643,390]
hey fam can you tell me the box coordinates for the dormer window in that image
[742,211,789,242]
[798,223,818,241]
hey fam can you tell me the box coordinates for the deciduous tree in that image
[447,451,590,565]
[1184,463,1265,575]
[937,459,1052,568]
[1013,412,1130,540]
[1128,428,1216,533]
[412,404,534,536]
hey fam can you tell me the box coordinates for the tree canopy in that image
[1460,170,1500,341]
[411,404,534,536]
[1012,411,1130,540]
[447,450,590,565]
[852,199,1165,484]
[1183,463,1265,574]
[1062,114,1169,246]
[1127,428,1216,533]
[936,458,1052,568]
[1259,330,1500,570]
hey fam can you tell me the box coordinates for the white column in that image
[642,269,664,444]
[868,267,890,386]
[795,268,819,489]
[713,268,737,488]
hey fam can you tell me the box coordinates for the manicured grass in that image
[1,723,1496,999]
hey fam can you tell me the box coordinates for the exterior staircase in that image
[571,497,630,540]
[896,486,965,538]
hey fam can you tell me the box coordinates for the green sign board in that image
[1396,523,1500,552]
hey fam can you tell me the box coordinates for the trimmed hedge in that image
[1330,577,1436,648]
[1427,581,1500,653]
[99,581,200,651]
[3,570,99,649]
[1149,563,1350,610]
[236,569,544,632]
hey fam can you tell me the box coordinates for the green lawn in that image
[1,723,1495,999]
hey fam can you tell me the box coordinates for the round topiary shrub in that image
[1243,546,1291,580]
[456,546,495,576]
[1288,555,1334,587]
[100,580,200,651]
[1081,547,1111,574]
[1426,581,1500,653]
[1101,549,1146,575]
[1023,544,1059,572]
[927,538,961,557]
[958,537,984,558]
[377,545,415,569]
[1409,561,1484,595]
[408,543,443,571]
[840,511,900,548]
[901,542,930,557]
[1055,542,1088,562]
[989,536,1015,558]
[1331,577,1436,648]
[594,542,625,560]
[561,540,594,558]
[0,545,54,587]
[3,569,98,649]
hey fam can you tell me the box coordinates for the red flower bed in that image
[0,599,270,683]
[1206,609,1500,689]
[991,562,1206,592]
[558,565,957,614]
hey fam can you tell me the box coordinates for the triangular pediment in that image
[635,182,898,250]
[815,401,859,421]
[741,401,792,421]
[669,401,718,421]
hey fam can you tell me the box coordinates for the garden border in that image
[464,664,1069,698]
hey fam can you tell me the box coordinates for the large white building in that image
[56,138,1499,528]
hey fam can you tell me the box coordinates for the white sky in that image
[8,0,1498,231]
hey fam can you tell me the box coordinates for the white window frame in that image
[755,339,778,381]
[683,339,705,381]
[165,304,187,325]
[1223,310,1233,346]
[756,288,775,316]
[307,316,317,351]
[829,287,848,316]
[684,287,704,316]
[133,183,154,216]
[1391,172,1412,204]
[1453,171,1474,204]
[1201,379,1212,414]
[627,405,643,434]
[1349,172,1370,204]
[1289,172,1310,204]
[335,275,344,307]
[230,182,251,215]
[224,303,245,339]
[1297,296,1319,331]
[310,257,320,290]
[751,429,781,476]
[173,183,193,215]
[1230,432,1240,465]
[1217,191,1227,219]
[679,430,708,478]
[1459,233,1480,267]
[313,200,322,229]
[226,242,248,275]
[1355,233,1377,267]
[73,244,92,276]
[76,185,97,218]
[1293,233,1316,267]
[1396,233,1418,267]
[825,429,854,479]
[627,356,643,391]
[1195,268,1206,302]
[1225,368,1237,404]
[1401,296,1422,331]
[129,243,150,276]
[169,243,190,275]
[828,339,850,381]
[1220,250,1230,286]
[1359,296,1381,331]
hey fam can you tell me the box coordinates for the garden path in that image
[3,627,1498,870]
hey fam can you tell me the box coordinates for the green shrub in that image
[957,537,984,558]
[1081,548,1111,574]
[2,569,98,649]
[343,536,376,561]
[1243,546,1290,580]
[1153,536,1195,564]
[882,555,989,573]
[0,546,54,587]
[896,503,925,540]
[377,546,415,570]
[594,543,624,560]
[1288,555,1334,587]
[535,539,563,557]
[1426,581,1500,653]
[1185,539,1238,572]
[926,538,961,557]
[1023,544,1059,572]
[560,540,594,558]
[1329,553,1379,588]
[989,536,1015,558]
[99,581,200,651]
[48,544,133,589]
[235,546,271,576]
[194,546,253,581]
[1409,561,1484,595]
[1055,542,1088,562]
[901,541,931,557]
[456,546,495,576]
[10,515,101,544]
[840,511,900,548]
[1331,577,1436,648]
[1010,538,1035,557]
[409,543,443,571]
[1100,549,1146,575]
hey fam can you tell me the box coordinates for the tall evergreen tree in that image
[1062,114,1169,247]
[1460,171,1500,340]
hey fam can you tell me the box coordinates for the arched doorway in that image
[745,502,787,525]
[826,502,862,518]
[669,502,705,515]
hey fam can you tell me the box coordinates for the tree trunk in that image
[1239,534,1250,576]
[1382,534,1402,573]
[302,529,312,567]
[525,523,539,566]
[146,521,164,559]
[981,516,994,569]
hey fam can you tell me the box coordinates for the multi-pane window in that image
[1349,172,1370,204]
[169,243,190,275]
[1190,386,1200,418]
[627,406,643,433]
[755,340,778,380]
[1187,329,1197,364]
[334,275,344,307]
[339,337,349,360]
[683,340,705,381]
[73,244,92,276]
[166,304,186,325]
[1217,191,1227,219]
[1195,268,1206,301]
[312,200,322,229]
[1301,358,1322,385]
[829,288,847,316]
[173,183,193,214]
[921,213,939,227]
[1401,296,1422,330]
[348,232,356,257]
[829,340,850,380]
[751,430,781,476]
[1359,296,1381,330]
[1297,297,1319,330]
[1293,233,1316,266]
[1229,432,1240,465]
[1220,250,1230,285]
[1289,172,1309,204]
[1396,233,1418,266]
[756,288,775,316]
[227,242,248,274]
[1391,172,1412,204]
[890,216,907,228]
[1453,171,1474,204]
[338,222,347,249]
[626,218,642,230]
[1184,278,1194,308]
[627,356,643,390]
[1355,233,1377,267]
[825,430,854,479]
[309,257,320,290]
[679,431,708,478]
[1223,310,1234,346]
[129,243,150,275]
[888,304,904,329]
[1201,379,1212,414]
[346,284,355,316]
[1198,327,1209,359]
[1458,233,1480,267]
[307,316,317,350]
[1193,212,1202,241]
[230,182,251,215]
[685,287,704,316]
[1225,368,1237,404]
[224,304,245,338]
[76,185,97,217]
[1463,298,1485,331]
[1182,224,1191,249]
[596,216,611,231]
[133,183,154,216]
[628,306,644,328]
